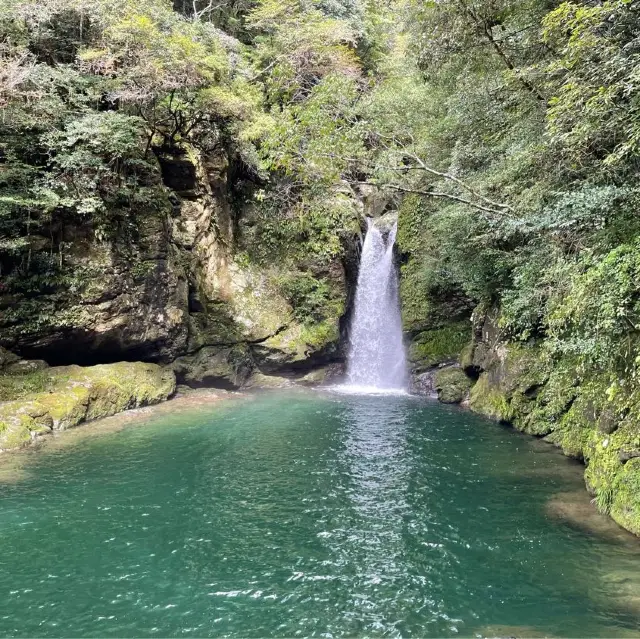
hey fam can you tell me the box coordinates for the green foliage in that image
[248,0,359,104]
[0,0,262,286]
[543,0,640,176]
[546,241,640,374]
[276,270,344,323]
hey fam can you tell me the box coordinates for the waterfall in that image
[346,218,408,391]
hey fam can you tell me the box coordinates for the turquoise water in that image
[0,390,639,637]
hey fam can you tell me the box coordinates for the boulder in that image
[434,366,472,404]
[171,345,253,390]
[0,362,176,450]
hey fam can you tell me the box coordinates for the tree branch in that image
[399,151,514,213]
[357,181,508,220]
[311,151,515,215]
[248,57,284,83]
[191,0,223,22]
[455,0,546,103]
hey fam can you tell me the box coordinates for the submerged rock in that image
[545,490,638,545]
[0,362,176,451]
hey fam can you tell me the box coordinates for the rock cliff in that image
[1,144,353,388]
[466,306,640,537]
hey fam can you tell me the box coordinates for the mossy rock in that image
[245,373,292,389]
[252,319,341,372]
[0,368,54,402]
[434,367,472,404]
[469,373,513,421]
[172,345,254,390]
[469,343,550,428]
[579,418,640,534]
[468,332,640,536]
[408,322,470,372]
[459,341,475,372]
[297,364,344,386]
[609,457,640,536]
[0,362,175,450]
[0,347,20,369]
[187,307,243,352]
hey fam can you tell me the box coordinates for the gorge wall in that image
[1,144,354,389]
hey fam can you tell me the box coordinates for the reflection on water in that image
[0,390,638,637]
[338,398,412,633]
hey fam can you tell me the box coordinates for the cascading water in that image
[346,218,408,391]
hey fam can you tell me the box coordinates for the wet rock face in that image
[1,144,351,381]
[0,193,189,365]
[163,147,349,387]
[410,370,437,397]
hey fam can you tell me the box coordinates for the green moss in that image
[1,421,32,449]
[39,384,91,430]
[0,362,175,449]
[609,457,640,535]
[259,318,340,367]
[468,342,553,432]
[469,373,513,421]
[459,341,475,371]
[300,319,340,350]
[245,372,292,389]
[544,396,595,459]
[0,369,55,402]
[399,260,435,334]
[0,399,53,450]
[408,321,470,371]
[434,367,472,404]
[275,270,345,325]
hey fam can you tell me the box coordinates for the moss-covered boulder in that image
[408,321,470,372]
[252,319,341,373]
[0,362,175,451]
[171,345,253,390]
[434,367,472,404]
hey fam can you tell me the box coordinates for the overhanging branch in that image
[357,181,509,220]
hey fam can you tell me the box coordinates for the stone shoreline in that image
[0,362,176,452]
[0,357,340,454]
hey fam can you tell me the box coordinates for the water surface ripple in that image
[0,391,639,637]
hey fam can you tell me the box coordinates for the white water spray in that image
[345,218,408,391]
